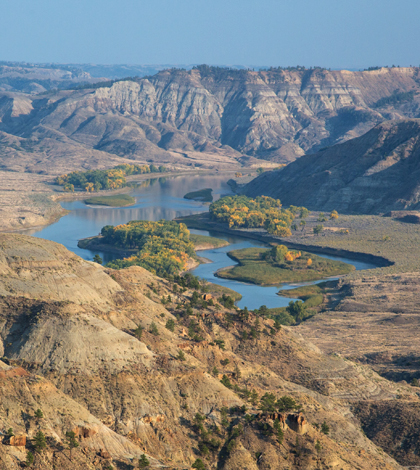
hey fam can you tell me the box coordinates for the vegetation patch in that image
[56,163,167,192]
[96,220,195,276]
[189,233,229,249]
[184,188,213,202]
[209,195,309,237]
[84,194,135,207]
[218,245,354,285]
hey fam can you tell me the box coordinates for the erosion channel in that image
[23,173,378,310]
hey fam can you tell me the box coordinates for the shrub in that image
[165,319,175,332]
[149,322,159,336]
[139,453,150,468]
[321,421,330,435]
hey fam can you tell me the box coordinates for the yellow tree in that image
[85,183,94,192]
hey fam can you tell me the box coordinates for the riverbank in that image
[175,213,393,275]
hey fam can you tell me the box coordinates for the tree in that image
[138,453,150,468]
[34,431,46,453]
[307,258,313,267]
[34,409,43,419]
[192,458,206,470]
[220,375,232,389]
[330,210,338,220]
[273,418,284,444]
[25,451,34,467]
[6,428,13,437]
[277,396,297,412]
[286,300,306,322]
[317,212,327,222]
[134,324,144,340]
[65,431,79,461]
[411,378,419,387]
[313,224,324,236]
[321,421,330,435]
[259,393,277,412]
[149,322,159,336]
[315,439,322,454]
[256,167,264,175]
[176,350,186,361]
[93,254,102,264]
[165,318,175,332]
[300,207,309,218]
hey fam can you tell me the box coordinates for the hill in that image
[2,66,420,173]
[244,119,420,214]
[0,232,412,469]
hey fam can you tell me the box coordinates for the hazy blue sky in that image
[1,0,419,69]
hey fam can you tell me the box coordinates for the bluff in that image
[1,66,420,173]
[243,119,420,214]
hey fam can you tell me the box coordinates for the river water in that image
[25,173,377,310]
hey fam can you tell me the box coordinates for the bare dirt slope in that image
[244,119,420,213]
[0,233,408,469]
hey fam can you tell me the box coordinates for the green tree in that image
[34,431,46,453]
[220,374,232,389]
[192,458,206,470]
[256,167,264,175]
[134,324,144,340]
[165,318,175,332]
[25,451,34,467]
[212,366,219,376]
[315,439,322,453]
[411,378,420,387]
[65,431,79,461]
[139,453,150,468]
[149,322,159,336]
[6,428,14,437]
[273,418,284,444]
[177,350,186,361]
[313,224,324,235]
[286,300,306,322]
[34,409,43,419]
[317,213,327,222]
[277,396,297,412]
[93,254,102,264]
[321,421,330,435]
[259,393,277,412]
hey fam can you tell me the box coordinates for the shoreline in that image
[175,213,393,269]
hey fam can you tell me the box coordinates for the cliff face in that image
[1,66,420,173]
[244,119,420,214]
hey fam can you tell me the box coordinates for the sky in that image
[1,0,419,69]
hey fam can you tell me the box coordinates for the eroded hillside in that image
[244,119,420,213]
[0,233,410,469]
[2,66,420,173]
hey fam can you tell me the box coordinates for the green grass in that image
[217,248,354,286]
[183,188,213,202]
[190,234,229,249]
[84,194,135,207]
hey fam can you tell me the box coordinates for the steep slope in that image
[244,119,420,214]
[2,66,420,173]
[0,233,408,469]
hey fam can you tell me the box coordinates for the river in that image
[24,173,378,310]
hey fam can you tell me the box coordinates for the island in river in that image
[217,246,355,285]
